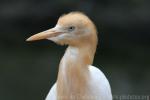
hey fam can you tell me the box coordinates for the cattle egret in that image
[26,12,112,100]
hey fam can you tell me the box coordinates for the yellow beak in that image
[26,28,63,41]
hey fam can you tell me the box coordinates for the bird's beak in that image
[26,28,63,41]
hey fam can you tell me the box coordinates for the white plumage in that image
[46,65,112,100]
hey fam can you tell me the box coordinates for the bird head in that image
[26,12,97,47]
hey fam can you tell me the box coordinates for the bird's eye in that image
[68,26,75,31]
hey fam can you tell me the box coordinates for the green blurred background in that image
[0,0,150,100]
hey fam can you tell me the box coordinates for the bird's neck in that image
[57,43,96,99]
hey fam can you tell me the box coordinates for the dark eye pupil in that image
[70,27,73,29]
[68,26,75,31]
